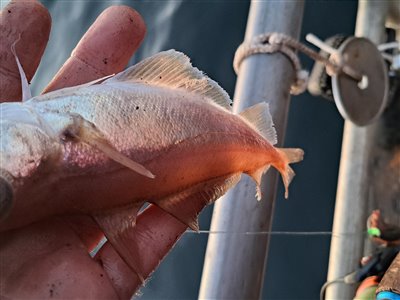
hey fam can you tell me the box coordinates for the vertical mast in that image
[199,1,304,299]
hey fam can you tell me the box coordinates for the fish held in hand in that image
[0,50,303,280]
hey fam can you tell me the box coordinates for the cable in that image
[185,229,366,236]
[319,278,345,300]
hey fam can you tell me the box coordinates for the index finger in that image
[0,0,51,102]
[43,5,146,93]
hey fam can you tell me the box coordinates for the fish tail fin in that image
[276,148,304,199]
[248,148,303,200]
[239,103,303,199]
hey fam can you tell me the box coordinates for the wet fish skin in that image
[0,82,278,229]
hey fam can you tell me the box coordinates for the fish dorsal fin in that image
[239,102,277,145]
[11,37,32,101]
[33,74,114,102]
[104,50,232,110]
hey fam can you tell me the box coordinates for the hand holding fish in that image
[1,2,199,298]
[0,1,304,299]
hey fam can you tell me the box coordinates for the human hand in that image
[0,1,204,298]
[368,210,400,247]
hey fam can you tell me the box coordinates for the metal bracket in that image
[332,37,389,126]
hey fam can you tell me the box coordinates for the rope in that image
[319,278,346,300]
[233,32,364,95]
[234,33,309,95]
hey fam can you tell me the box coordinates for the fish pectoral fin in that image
[104,50,232,110]
[239,102,277,145]
[248,165,271,201]
[11,36,32,101]
[276,148,304,199]
[66,114,155,179]
[93,203,146,283]
[152,173,241,231]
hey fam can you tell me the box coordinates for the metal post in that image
[326,1,389,299]
[199,1,304,299]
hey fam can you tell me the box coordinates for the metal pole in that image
[326,1,389,299]
[199,1,304,299]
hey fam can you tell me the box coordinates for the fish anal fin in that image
[153,173,241,231]
[282,166,296,199]
[276,148,304,199]
[239,102,277,145]
[65,114,155,179]
[154,188,201,231]
[248,165,271,200]
[104,50,232,110]
[93,203,145,283]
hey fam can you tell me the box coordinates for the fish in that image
[0,50,304,281]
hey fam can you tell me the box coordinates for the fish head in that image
[0,170,13,223]
[0,104,61,224]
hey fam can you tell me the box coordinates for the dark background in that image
[29,1,359,299]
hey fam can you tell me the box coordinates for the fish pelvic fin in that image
[93,203,146,284]
[276,148,304,199]
[239,102,277,145]
[64,114,155,179]
[152,173,241,231]
[104,50,233,110]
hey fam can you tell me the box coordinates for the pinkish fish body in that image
[0,50,303,280]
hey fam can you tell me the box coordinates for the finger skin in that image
[0,218,118,299]
[0,208,190,299]
[40,5,146,252]
[43,6,146,93]
[64,215,105,251]
[95,205,189,298]
[0,0,51,102]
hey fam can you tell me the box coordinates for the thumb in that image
[0,0,51,102]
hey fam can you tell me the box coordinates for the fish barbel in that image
[0,50,303,280]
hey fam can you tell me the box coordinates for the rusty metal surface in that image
[377,252,400,294]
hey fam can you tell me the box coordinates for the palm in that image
[2,217,126,299]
